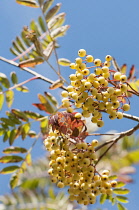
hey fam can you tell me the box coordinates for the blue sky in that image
[1,0,139,209]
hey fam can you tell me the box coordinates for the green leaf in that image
[24,111,43,119]
[0,165,19,174]
[44,92,58,107]
[1,117,15,127]
[45,3,61,22]
[16,36,27,51]
[12,109,29,122]
[116,182,126,188]
[10,72,18,84]
[51,25,70,39]
[0,128,4,136]
[3,130,10,142]
[16,85,29,92]
[0,155,23,163]
[40,117,48,135]
[9,129,17,145]
[38,16,46,32]
[58,58,71,66]
[0,93,4,110]
[113,188,130,195]
[6,111,21,125]
[3,147,27,154]
[116,196,129,203]
[109,175,118,180]
[10,173,19,189]
[124,149,139,164]
[42,0,54,13]
[21,123,31,140]
[117,203,127,210]
[6,90,14,108]
[21,178,39,189]
[16,0,39,8]
[99,194,107,204]
[0,73,10,88]
[25,153,32,166]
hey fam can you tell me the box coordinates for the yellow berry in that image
[123,104,130,111]
[97,120,104,127]
[114,72,121,80]
[94,59,101,66]
[78,49,86,57]
[105,55,112,61]
[70,63,76,69]
[120,75,127,82]
[82,69,90,75]
[86,55,94,62]
[75,112,82,118]
[61,90,68,97]
[75,57,82,64]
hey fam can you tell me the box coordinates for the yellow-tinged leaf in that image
[48,12,66,29]
[58,58,71,66]
[116,196,129,203]
[6,90,14,108]
[0,165,19,174]
[120,64,127,74]
[0,155,23,163]
[117,203,127,210]
[3,146,27,154]
[25,153,32,166]
[16,0,39,8]
[129,82,138,91]
[19,57,44,68]
[100,194,107,204]
[10,173,19,189]
[51,25,70,39]
[16,85,29,92]
[9,129,17,145]
[42,0,54,13]
[113,188,130,195]
[0,93,4,110]
[116,182,126,188]
[10,72,18,84]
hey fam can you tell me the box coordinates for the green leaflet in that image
[16,0,39,8]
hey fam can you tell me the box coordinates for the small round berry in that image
[117,112,123,119]
[86,55,94,62]
[105,55,112,61]
[101,175,109,182]
[120,84,128,92]
[75,57,82,64]
[104,61,111,67]
[70,63,76,69]
[111,180,117,188]
[84,81,92,89]
[97,120,104,127]
[107,87,115,95]
[78,49,86,57]
[102,170,110,176]
[76,73,83,80]
[75,112,82,118]
[114,72,121,80]
[57,181,65,188]
[95,68,102,75]
[79,63,86,70]
[94,59,101,66]
[102,66,109,73]
[61,90,68,97]
[91,139,98,146]
[69,74,77,81]
[122,104,130,111]
[67,85,74,92]
[82,68,90,75]
[120,75,127,82]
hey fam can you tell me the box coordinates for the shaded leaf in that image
[24,111,43,119]
[113,188,130,195]
[0,128,4,136]
[19,57,44,68]
[0,73,10,88]
[43,41,54,60]
[99,194,107,204]
[116,182,126,188]
[28,130,37,138]
[48,12,65,29]
[3,147,27,154]
[6,111,21,125]
[6,90,14,108]
[109,175,118,180]
[0,93,4,110]
[3,131,10,142]
[51,25,70,39]
[16,85,29,92]
[9,129,17,145]
[40,117,48,135]
[0,165,19,174]
[44,92,58,107]
[16,0,39,8]
[10,72,18,84]
[45,3,61,22]
[49,79,64,90]
[58,58,71,66]
[12,109,28,122]
[116,196,129,203]
[117,203,127,210]
[0,155,23,163]
[1,117,15,127]
[42,0,54,13]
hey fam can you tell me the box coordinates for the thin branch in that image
[0,56,67,90]
[95,123,139,165]
[0,76,38,94]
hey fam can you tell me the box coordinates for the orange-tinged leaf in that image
[16,0,39,8]
[19,57,44,68]
[127,65,135,81]
[49,79,64,90]
[0,165,19,174]
[120,64,127,74]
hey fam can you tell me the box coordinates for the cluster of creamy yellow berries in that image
[61,49,130,127]
[44,129,118,205]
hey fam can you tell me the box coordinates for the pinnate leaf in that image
[116,196,129,203]
[117,203,127,210]
[16,0,39,8]
[10,72,18,84]
[113,188,130,195]
[0,155,23,163]
[0,93,4,110]
[45,3,61,22]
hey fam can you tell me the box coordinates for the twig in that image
[95,123,139,165]
[0,76,38,94]
[0,56,67,90]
